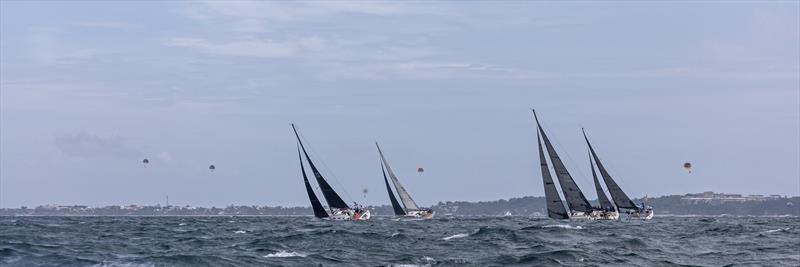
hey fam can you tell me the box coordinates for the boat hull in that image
[568,211,593,220]
[589,210,620,220]
[627,209,654,220]
[400,210,435,220]
[326,208,371,221]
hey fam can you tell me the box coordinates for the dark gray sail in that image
[583,128,639,211]
[590,151,615,211]
[533,110,594,213]
[382,161,406,215]
[299,146,328,218]
[292,124,350,209]
[538,130,569,219]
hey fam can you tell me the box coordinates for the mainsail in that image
[538,131,569,219]
[382,161,406,215]
[376,143,420,211]
[533,110,594,213]
[292,124,349,209]
[583,129,639,211]
[590,151,615,211]
[299,146,328,218]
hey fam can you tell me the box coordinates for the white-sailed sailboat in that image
[376,143,434,220]
[292,124,370,221]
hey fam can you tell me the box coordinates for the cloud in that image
[53,132,141,159]
[175,2,430,32]
[26,27,103,65]
[165,37,325,58]
[73,20,137,30]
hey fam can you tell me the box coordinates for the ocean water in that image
[1,216,798,266]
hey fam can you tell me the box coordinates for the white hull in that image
[569,211,593,220]
[627,209,654,220]
[589,210,620,220]
[326,208,371,221]
[400,210,435,220]
[567,210,620,220]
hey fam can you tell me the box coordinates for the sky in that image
[1,1,798,208]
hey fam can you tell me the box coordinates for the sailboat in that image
[376,142,434,219]
[583,129,654,220]
[292,124,370,221]
[533,110,595,220]
[588,148,620,220]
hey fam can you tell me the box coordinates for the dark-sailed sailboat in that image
[376,142,434,219]
[583,128,654,220]
[533,110,597,219]
[292,124,370,220]
[587,149,620,220]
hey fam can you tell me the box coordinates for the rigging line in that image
[537,114,595,198]
[588,147,611,202]
[294,126,356,203]
[298,142,326,207]
[533,112,566,205]
[378,157,392,206]
[584,130,636,198]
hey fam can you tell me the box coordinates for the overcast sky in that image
[1,2,798,208]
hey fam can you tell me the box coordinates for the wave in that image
[233,230,246,234]
[90,262,156,267]
[264,251,306,258]
[442,233,469,241]
[761,227,790,234]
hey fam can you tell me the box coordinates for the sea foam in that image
[442,233,469,240]
[543,224,584,230]
[264,251,306,258]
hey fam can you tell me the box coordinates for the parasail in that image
[417,167,424,175]
[142,158,149,167]
[209,164,216,172]
[362,188,368,198]
[683,162,692,173]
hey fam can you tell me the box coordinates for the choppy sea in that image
[1,216,798,266]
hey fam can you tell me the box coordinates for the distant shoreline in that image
[3,193,798,217]
[1,214,797,218]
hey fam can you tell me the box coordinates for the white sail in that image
[376,143,419,211]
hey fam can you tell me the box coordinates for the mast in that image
[533,110,594,213]
[382,160,406,215]
[292,124,350,209]
[299,146,328,218]
[537,129,569,219]
[582,128,639,211]
[376,142,420,211]
[590,149,615,211]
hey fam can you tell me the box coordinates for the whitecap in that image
[442,233,469,241]
[178,223,187,226]
[264,251,306,258]
[234,230,246,234]
[543,224,583,230]
[762,228,790,234]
